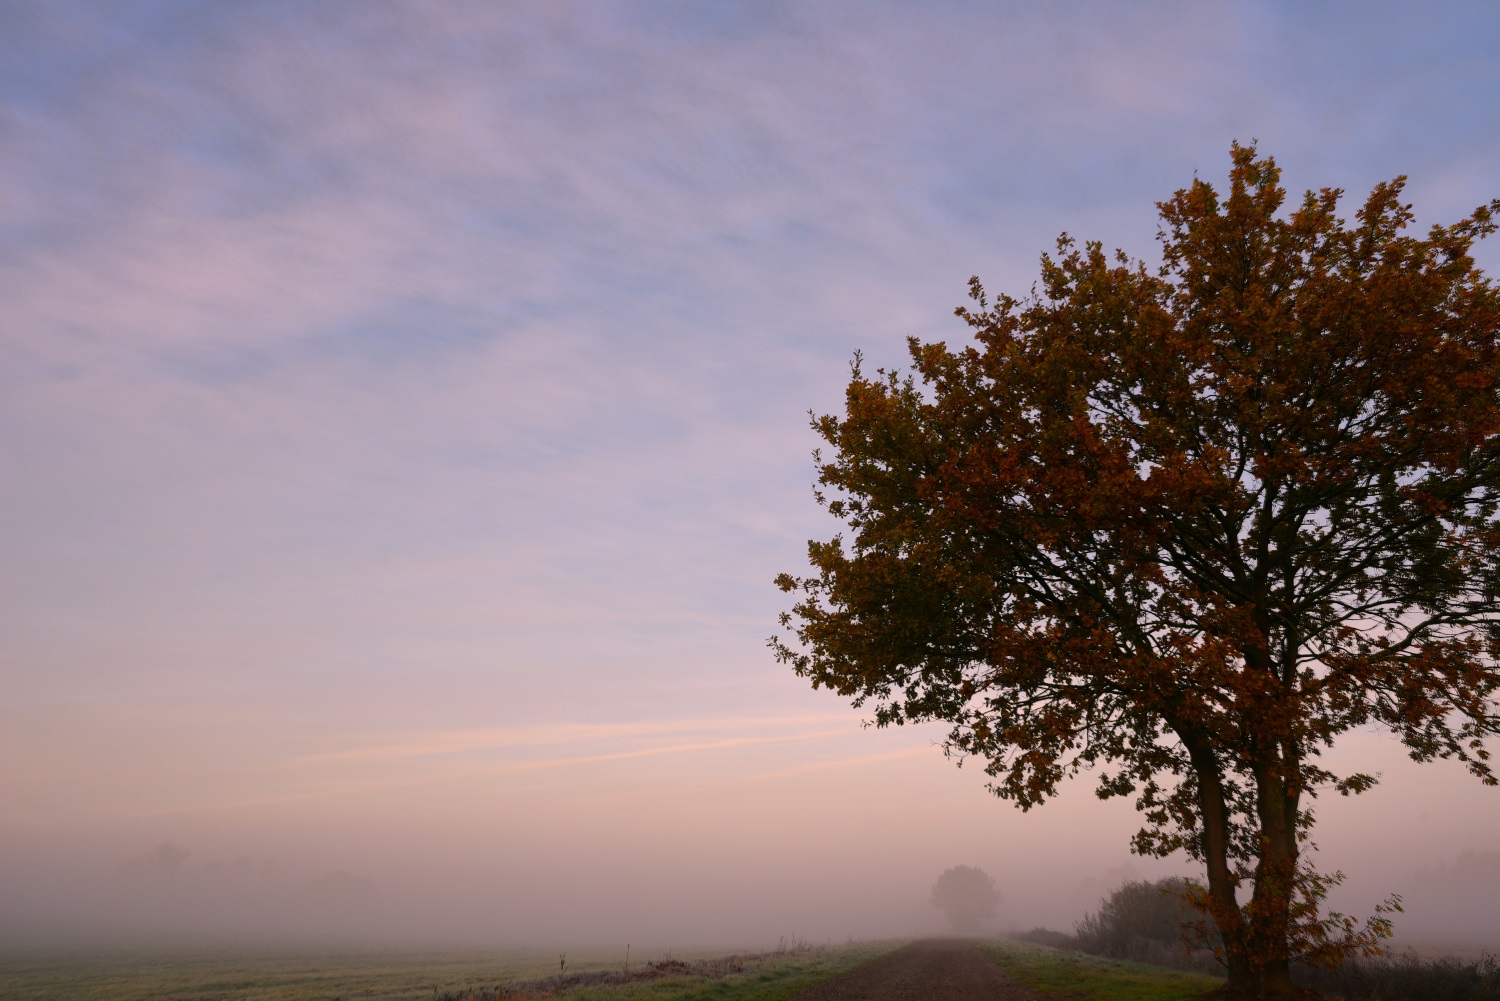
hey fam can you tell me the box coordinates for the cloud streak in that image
[305,713,863,764]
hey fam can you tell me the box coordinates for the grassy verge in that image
[0,941,903,1001]
[981,938,1224,1001]
[557,941,903,1001]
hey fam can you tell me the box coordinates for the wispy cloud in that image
[749,746,937,781]
[305,714,863,764]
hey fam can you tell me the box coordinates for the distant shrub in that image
[1073,877,1220,973]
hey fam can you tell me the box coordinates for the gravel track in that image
[786,939,1042,1001]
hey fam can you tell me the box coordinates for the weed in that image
[1292,949,1500,1000]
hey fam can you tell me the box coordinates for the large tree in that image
[773,146,1500,998]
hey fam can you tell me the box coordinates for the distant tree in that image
[930,864,1000,933]
[774,145,1500,998]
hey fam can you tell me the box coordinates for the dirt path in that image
[786,939,1042,1001]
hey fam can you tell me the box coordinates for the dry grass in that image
[1291,949,1500,1000]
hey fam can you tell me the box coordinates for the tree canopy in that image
[773,145,1500,998]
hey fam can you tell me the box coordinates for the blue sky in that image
[3,0,1500,948]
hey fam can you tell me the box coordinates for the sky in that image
[3,0,1500,952]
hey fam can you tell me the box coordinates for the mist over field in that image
[4,0,1500,960]
[6,722,1499,951]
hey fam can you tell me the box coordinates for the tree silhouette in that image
[930,864,1000,933]
[774,145,1500,998]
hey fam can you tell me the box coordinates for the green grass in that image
[0,941,903,1001]
[982,938,1225,1001]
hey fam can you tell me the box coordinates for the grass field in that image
[0,940,905,1001]
[0,937,1245,1001]
[983,938,1225,1001]
[16,932,1496,1000]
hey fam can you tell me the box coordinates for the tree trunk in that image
[1249,754,1303,998]
[1183,738,1256,995]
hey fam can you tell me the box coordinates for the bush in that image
[1069,878,1500,998]
[1073,877,1220,973]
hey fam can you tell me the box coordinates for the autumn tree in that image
[930,864,1001,932]
[773,145,1500,998]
